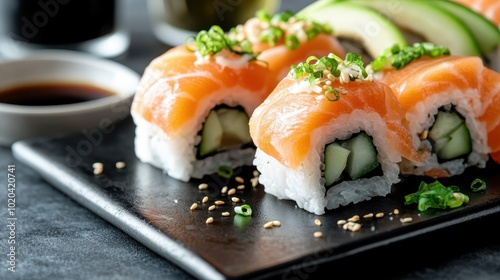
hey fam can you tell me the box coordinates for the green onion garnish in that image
[404,179,474,211]
[470,178,486,192]
[185,25,258,60]
[217,165,233,179]
[370,42,450,72]
[234,204,252,217]
[289,52,371,100]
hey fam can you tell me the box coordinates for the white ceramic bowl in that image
[0,50,140,146]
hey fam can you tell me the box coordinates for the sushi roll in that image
[131,26,276,182]
[371,43,500,178]
[131,12,345,182]
[249,53,427,215]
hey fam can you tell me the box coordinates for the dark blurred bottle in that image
[148,0,281,46]
[0,0,129,58]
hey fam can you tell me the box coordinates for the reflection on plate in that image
[12,117,500,279]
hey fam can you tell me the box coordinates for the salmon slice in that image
[453,0,500,27]
[131,45,276,136]
[249,73,425,170]
[478,66,500,163]
[376,55,500,176]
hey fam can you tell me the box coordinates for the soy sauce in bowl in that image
[0,83,116,106]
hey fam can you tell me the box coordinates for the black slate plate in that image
[12,117,500,280]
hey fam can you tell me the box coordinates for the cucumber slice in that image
[428,111,464,141]
[431,0,500,55]
[199,110,223,157]
[297,1,407,58]
[341,133,380,180]
[348,0,482,56]
[216,108,252,147]
[324,143,351,186]
[434,123,472,160]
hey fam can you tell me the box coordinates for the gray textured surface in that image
[1,0,500,280]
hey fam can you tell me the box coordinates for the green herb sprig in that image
[370,42,450,72]
[186,25,258,60]
[404,178,486,212]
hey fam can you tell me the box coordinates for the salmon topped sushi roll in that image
[249,53,426,215]
[229,10,346,84]
[371,43,500,178]
[131,26,276,182]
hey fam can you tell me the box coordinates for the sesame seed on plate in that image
[313,231,323,238]
[235,176,244,183]
[227,188,236,196]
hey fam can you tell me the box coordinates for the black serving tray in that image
[12,117,500,280]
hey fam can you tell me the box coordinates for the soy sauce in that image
[0,83,115,106]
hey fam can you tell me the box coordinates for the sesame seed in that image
[208,205,216,211]
[313,231,323,238]
[93,167,103,175]
[348,215,360,222]
[376,212,385,218]
[342,223,349,230]
[263,221,274,229]
[272,220,281,227]
[227,188,236,196]
[222,212,230,217]
[115,161,126,169]
[231,197,240,203]
[420,129,429,140]
[350,223,362,232]
[221,186,228,194]
[190,203,198,211]
[237,184,245,190]
[394,209,400,215]
[401,217,413,223]
[206,217,214,224]
[314,219,322,226]
[252,170,260,177]
[363,213,374,219]
[214,200,225,205]
[92,162,103,169]
[235,176,244,183]
[198,183,208,190]
[250,178,259,187]
[202,196,209,204]
[337,219,347,226]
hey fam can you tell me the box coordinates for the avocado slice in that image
[297,1,407,58]
[432,0,500,55]
[347,0,482,56]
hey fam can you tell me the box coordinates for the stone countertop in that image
[1,1,500,279]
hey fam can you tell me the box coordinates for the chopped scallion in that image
[370,42,450,72]
[217,165,233,179]
[234,204,252,217]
